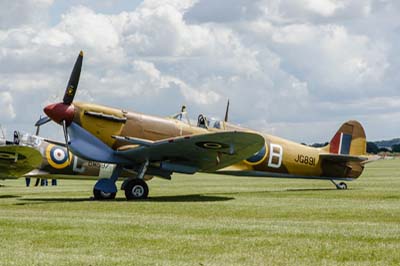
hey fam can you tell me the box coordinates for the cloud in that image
[0,0,399,142]
[259,22,389,93]
[0,0,53,29]
[0,92,16,121]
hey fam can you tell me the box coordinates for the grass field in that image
[1,159,400,266]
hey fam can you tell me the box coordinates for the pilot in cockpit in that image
[197,114,208,128]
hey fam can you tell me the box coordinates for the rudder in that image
[326,120,366,156]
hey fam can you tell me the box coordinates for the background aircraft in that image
[37,51,369,200]
[0,132,147,198]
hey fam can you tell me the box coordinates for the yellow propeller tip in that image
[79,51,84,56]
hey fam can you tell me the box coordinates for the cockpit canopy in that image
[170,105,225,130]
[197,114,224,129]
[19,133,42,147]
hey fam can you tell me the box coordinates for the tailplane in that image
[325,120,366,156]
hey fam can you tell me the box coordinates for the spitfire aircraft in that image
[0,133,141,193]
[37,51,369,200]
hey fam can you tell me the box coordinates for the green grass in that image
[1,159,400,266]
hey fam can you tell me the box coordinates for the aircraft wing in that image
[68,122,264,173]
[114,131,265,173]
[0,145,42,179]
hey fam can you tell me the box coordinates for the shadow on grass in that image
[148,194,234,202]
[15,194,234,204]
[286,187,360,192]
[214,187,356,197]
[286,188,338,192]
[0,195,21,199]
[15,197,93,205]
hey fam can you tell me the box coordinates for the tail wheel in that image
[93,189,116,200]
[124,179,149,200]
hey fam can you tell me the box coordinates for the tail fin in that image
[325,120,366,156]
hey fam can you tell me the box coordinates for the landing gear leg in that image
[330,180,348,190]
[93,165,123,200]
[123,160,149,200]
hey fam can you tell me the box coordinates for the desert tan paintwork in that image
[70,101,367,180]
[73,102,209,149]
[222,120,367,179]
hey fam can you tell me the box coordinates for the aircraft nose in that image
[44,102,75,125]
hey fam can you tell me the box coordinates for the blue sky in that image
[0,0,399,143]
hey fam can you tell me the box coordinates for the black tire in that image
[339,182,348,190]
[124,179,149,200]
[335,182,348,190]
[93,188,117,200]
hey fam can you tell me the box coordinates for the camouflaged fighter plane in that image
[0,133,137,190]
[37,51,369,200]
[37,52,265,200]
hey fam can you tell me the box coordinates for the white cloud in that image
[303,0,345,17]
[0,0,399,142]
[0,0,53,29]
[0,92,16,121]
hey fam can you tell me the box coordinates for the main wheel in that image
[337,182,348,190]
[93,188,116,200]
[124,179,149,200]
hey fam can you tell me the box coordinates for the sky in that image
[0,0,399,143]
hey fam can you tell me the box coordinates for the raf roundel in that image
[46,144,71,169]
[244,144,267,166]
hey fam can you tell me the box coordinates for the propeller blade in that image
[63,51,83,105]
[224,99,230,122]
[62,120,71,162]
[35,116,51,127]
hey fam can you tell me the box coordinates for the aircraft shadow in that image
[286,188,338,192]
[148,194,234,202]
[286,188,358,192]
[16,194,234,204]
[15,197,93,205]
[0,195,21,199]
[215,187,352,196]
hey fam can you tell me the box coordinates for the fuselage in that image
[68,102,363,180]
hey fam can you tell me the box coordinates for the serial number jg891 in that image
[294,154,316,166]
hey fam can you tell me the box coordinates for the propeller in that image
[41,51,84,156]
[44,51,83,124]
[63,51,83,105]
